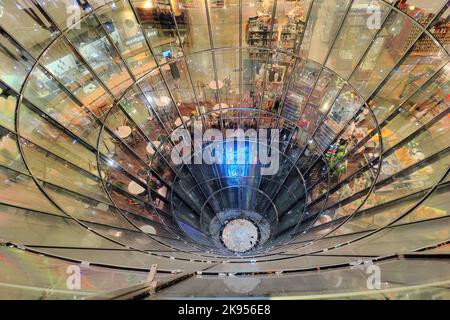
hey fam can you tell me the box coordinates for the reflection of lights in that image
[109,230,123,238]
[228,165,245,178]
[320,101,330,113]
[105,158,117,168]
[409,6,415,11]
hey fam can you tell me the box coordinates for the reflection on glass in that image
[326,0,391,79]
[350,10,422,98]
[0,0,59,57]
[97,0,157,77]
[300,0,352,64]
[66,15,133,97]
[0,30,34,92]
[41,37,114,119]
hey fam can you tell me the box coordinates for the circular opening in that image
[221,219,260,253]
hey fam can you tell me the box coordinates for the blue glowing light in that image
[221,140,251,186]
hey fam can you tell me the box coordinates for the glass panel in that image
[43,183,133,230]
[300,70,345,136]
[0,129,27,173]
[428,6,450,51]
[243,0,277,50]
[34,246,210,271]
[396,182,450,225]
[0,30,34,92]
[125,212,178,238]
[282,60,322,123]
[326,0,391,79]
[273,0,309,52]
[163,58,197,110]
[187,51,216,109]
[151,258,450,298]
[215,49,240,107]
[369,41,448,124]
[119,85,165,139]
[392,64,450,125]
[21,140,111,204]
[334,198,419,235]
[0,246,148,300]
[177,0,210,53]
[362,152,450,215]
[209,0,239,48]
[41,37,114,119]
[36,0,91,30]
[23,66,101,147]
[84,222,176,252]
[148,262,384,298]
[0,205,121,247]
[329,217,450,256]
[0,167,62,215]
[314,85,363,150]
[130,0,183,62]
[332,149,450,236]
[18,104,99,174]
[138,71,179,130]
[260,52,295,113]
[380,117,450,178]
[396,0,447,27]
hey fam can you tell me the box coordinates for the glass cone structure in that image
[0,0,449,299]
